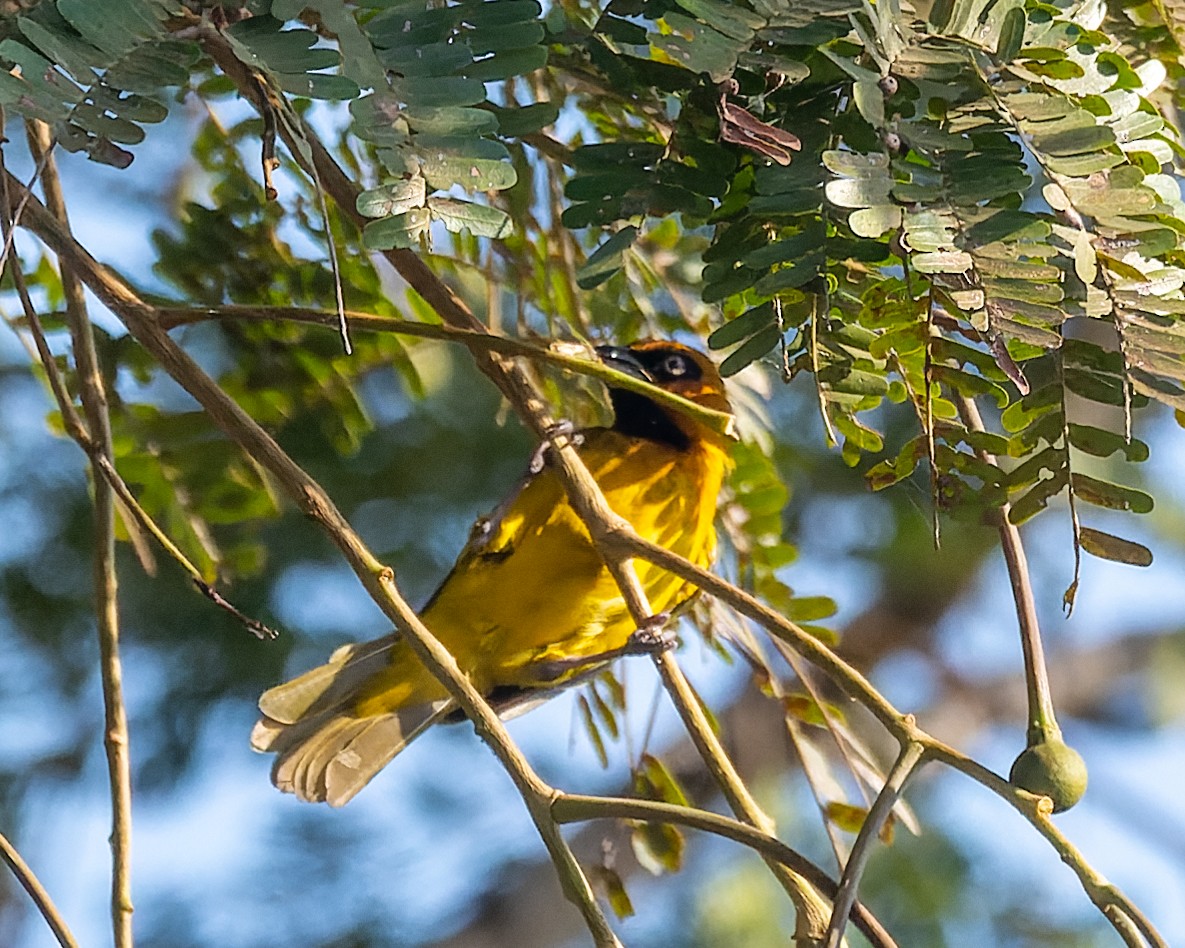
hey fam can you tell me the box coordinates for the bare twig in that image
[3,170,621,948]
[954,393,1060,744]
[153,304,734,437]
[23,121,134,948]
[0,831,80,948]
[824,742,925,948]
[552,794,898,948]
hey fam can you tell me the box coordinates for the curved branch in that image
[552,793,898,948]
[824,742,925,948]
[2,172,621,948]
[153,304,734,437]
[23,123,134,948]
[0,831,79,948]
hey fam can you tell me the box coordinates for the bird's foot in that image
[529,615,674,682]
[529,419,583,473]
[624,613,675,655]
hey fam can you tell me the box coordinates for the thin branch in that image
[153,304,734,438]
[23,122,134,948]
[954,393,1060,744]
[2,170,620,948]
[552,794,898,948]
[824,742,925,948]
[0,831,80,948]
[602,530,1165,947]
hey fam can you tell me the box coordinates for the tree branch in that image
[1,171,621,948]
[0,831,79,948]
[25,121,135,948]
[954,393,1061,744]
[153,304,733,437]
[824,742,925,948]
[552,793,898,948]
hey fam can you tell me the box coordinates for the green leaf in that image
[427,198,512,238]
[58,0,164,59]
[361,208,431,250]
[1078,527,1153,566]
[826,802,868,834]
[276,72,360,100]
[853,78,885,127]
[492,101,559,137]
[1071,473,1154,514]
[825,176,893,209]
[462,0,543,28]
[227,18,340,74]
[783,692,847,727]
[676,0,764,40]
[1067,423,1148,461]
[576,226,638,289]
[708,303,774,350]
[464,44,548,81]
[635,753,690,807]
[996,7,1026,61]
[593,864,635,919]
[833,413,884,453]
[17,17,99,83]
[631,821,685,875]
[932,364,1009,406]
[849,204,902,237]
[867,438,929,492]
[720,325,781,376]
[357,179,427,218]
[419,151,517,192]
[577,694,608,768]
[273,0,388,90]
[390,76,486,108]
[1008,468,1068,524]
[650,15,742,81]
[784,596,838,622]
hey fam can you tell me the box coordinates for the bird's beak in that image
[595,345,653,383]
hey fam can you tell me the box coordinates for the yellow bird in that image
[251,341,734,805]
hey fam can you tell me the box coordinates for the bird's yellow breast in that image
[353,428,731,715]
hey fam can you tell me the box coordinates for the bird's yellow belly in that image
[353,432,728,714]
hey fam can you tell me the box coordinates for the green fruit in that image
[1009,739,1088,813]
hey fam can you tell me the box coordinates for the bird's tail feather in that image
[251,700,454,806]
[251,635,454,806]
[257,634,401,725]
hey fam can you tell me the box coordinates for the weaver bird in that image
[252,340,734,805]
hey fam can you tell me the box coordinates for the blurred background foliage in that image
[0,0,1183,946]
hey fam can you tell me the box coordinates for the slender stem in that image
[154,304,734,437]
[25,122,135,948]
[553,794,898,948]
[653,651,834,939]
[824,742,926,948]
[3,172,620,948]
[0,831,80,948]
[954,394,1060,743]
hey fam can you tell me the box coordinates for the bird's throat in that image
[608,389,691,450]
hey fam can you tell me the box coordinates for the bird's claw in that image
[625,613,675,655]
[529,419,583,473]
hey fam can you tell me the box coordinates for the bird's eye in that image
[660,354,688,378]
